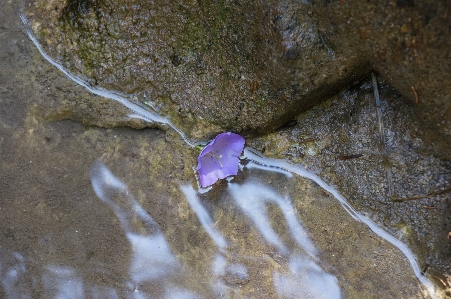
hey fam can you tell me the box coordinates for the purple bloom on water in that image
[197,132,245,188]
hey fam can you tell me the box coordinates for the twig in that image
[393,185,451,202]
[411,86,419,104]
[372,73,394,197]
[430,274,448,288]
[422,264,449,288]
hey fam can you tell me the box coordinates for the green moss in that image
[176,3,229,55]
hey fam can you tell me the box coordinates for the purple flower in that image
[197,132,245,188]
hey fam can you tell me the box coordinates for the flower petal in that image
[197,132,245,188]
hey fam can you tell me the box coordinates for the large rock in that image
[26,0,451,154]
[314,0,451,159]
[249,76,451,283]
[3,0,449,293]
[25,0,370,139]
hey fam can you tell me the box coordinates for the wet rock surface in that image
[1,0,450,297]
[314,0,451,161]
[248,76,451,292]
[24,0,369,139]
[0,6,433,294]
[25,0,451,150]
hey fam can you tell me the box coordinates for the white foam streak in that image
[228,182,288,254]
[273,255,341,299]
[243,148,359,220]
[180,185,228,249]
[228,180,317,258]
[276,196,317,257]
[90,161,160,233]
[127,234,179,283]
[227,178,340,298]
[89,161,180,285]
[244,162,293,178]
[19,14,195,148]
[42,266,84,299]
[242,147,435,292]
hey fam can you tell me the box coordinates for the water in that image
[0,7,439,299]
[88,161,340,298]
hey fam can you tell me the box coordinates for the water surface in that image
[0,3,440,298]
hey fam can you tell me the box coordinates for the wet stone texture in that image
[25,0,451,152]
[0,6,434,294]
[248,76,451,293]
[2,0,450,297]
[25,0,370,139]
[0,31,433,295]
[314,0,451,161]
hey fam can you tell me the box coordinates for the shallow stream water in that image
[0,2,443,299]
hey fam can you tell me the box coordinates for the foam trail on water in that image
[228,180,318,258]
[90,162,187,287]
[19,14,195,148]
[243,148,359,220]
[242,147,435,295]
[180,184,228,250]
[21,12,436,296]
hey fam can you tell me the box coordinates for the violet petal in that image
[197,132,245,188]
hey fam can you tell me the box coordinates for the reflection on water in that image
[1,160,342,298]
[42,266,84,299]
[0,11,436,299]
[91,162,340,298]
[227,180,340,298]
[181,185,228,250]
[183,180,340,298]
[243,148,434,290]
[90,161,196,298]
[273,255,340,299]
[0,251,30,299]
[228,180,317,257]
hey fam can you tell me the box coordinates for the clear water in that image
[0,11,439,299]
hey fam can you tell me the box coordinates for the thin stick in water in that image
[372,73,394,197]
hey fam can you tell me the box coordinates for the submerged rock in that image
[1,0,449,294]
[314,0,451,160]
[248,76,451,289]
[26,1,451,155]
[25,0,370,139]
